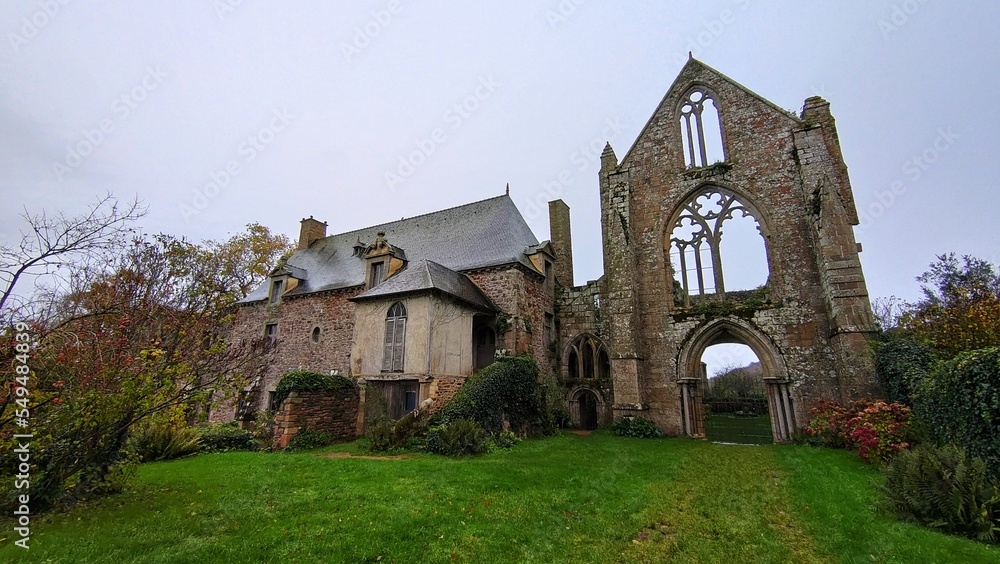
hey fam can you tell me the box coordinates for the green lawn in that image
[704,413,774,444]
[2,433,997,563]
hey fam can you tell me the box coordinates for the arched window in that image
[382,302,406,372]
[679,88,724,168]
[566,335,610,380]
[668,188,769,307]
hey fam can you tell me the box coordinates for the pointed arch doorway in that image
[569,389,601,430]
[676,319,796,442]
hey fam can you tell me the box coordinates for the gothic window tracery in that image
[679,88,724,168]
[668,188,768,307]
[566,335,610,380]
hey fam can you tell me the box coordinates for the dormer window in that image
[370,261,385,287]
[269,279,284,304]
[362,231,404,290]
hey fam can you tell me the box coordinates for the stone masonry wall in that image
[272,389,360,449]
[222,286,360,421]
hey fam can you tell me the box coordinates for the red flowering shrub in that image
[805,400,911,464]
[846,401,911,463]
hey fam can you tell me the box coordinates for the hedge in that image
[436,356,541,435]
[915,347,1000,476]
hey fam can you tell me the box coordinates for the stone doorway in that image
[570,389,600,430]
[677,318,796,442]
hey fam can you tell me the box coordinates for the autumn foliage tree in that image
[900,253,1000,357]
[1,197,292,511]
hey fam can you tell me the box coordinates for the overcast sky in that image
[3,1,998,372]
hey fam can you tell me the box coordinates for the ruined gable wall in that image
[603,62,875,432]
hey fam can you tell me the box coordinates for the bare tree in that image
[0,193,146,321]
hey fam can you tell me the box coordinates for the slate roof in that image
[350,260,497,311]
[240,194,540,303]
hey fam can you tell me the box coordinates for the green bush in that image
[491,429,519,450]
[272,370,357,409]
[285,429,332,451]
[914,347,1000,476]
[127,423,202,463]
[880,443,1000,543]
[873,333,937,405]
[611,416,663,438]
[366,408,430,452]
[196,422,257,453]
[425,419,490,456]
[436,356,541,435]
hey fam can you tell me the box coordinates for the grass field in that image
[2,433,997,563]
[704,413,774,444]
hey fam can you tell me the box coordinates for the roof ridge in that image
[318,194,513,242]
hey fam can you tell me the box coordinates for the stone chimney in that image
[298,216,327,250]
[548,200,574,287]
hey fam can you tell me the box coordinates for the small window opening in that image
[265,323,278,344]
[269,279,283,304]
[311,326,321,343]
[370,261,386,288]
[566,335,610,380]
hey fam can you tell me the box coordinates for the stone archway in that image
[676,318,796,442]
[568,387,604,430]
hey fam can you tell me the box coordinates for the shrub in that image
[196,422,257,453]
[127,423,202,463]
[873,332,937,405]
[880,443,1000,543]
[285,429,332,451]
[366,420,398,452]
[272,370,357,410]
[847,401,911,464]
[915,347,1000,477]
[425,419,490,456]
[805,400,910,463]
[436,356,541,435]
[611,417,663,438]
[366,408,430,452]
[803,400,857,448]
[491,429,520,450]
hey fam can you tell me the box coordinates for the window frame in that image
[382,301,407,373]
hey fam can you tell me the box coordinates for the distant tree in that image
[901,254,1000,357]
